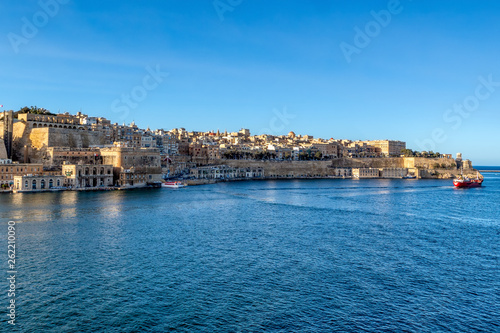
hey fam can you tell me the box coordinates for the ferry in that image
[162,181,186,189]
[453,172,483,188]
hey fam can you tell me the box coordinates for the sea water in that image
[1,174,499,332]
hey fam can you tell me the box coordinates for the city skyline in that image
[2,1,500,165]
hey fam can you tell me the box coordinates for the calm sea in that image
[1,174,499,332]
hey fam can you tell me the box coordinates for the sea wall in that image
[221,158,476,179]
[329,157,457,169]
[331,157,404,168]
[409,157,458,169]
[419,168,479,179]
[224,160,335,177]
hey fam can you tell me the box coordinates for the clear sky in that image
[1,0,500,165]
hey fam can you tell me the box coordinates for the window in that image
[41,179,45,189]
[49,179,53,188]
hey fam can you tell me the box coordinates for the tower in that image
[2,111,13,159]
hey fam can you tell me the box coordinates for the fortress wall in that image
[0,139,7,159]
[12,122,30,161]
[328,157,456,170]
[30,128,51,149]
[419,168,479,179]
[224,160,336,177]
[223,158,466,179]
[27,127,107,149]
[412,157,457,169]
[12,125,108,163]
[330,158,404,168]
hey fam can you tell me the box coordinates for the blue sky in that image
[1,0,500,165]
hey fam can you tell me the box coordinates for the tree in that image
[314,152,323,160]
[16,105,54,115]
[401,149,415,157]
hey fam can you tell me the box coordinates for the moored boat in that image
[162,181,186,188]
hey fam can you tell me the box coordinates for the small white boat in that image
[162,181,186,188]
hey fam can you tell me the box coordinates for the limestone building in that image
[362,140,406,157]
[352,168,380,178]
[62,164,114,188]
[13,174,66,192]
[380,168,408,178]
[0,163,43,186]
[46,147,102,166]
[100,146,162,187]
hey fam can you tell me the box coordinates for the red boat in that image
[453,173,483,188]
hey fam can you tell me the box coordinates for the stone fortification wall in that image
[12,122,29,161]
[0,139,7,159]
[222,158,471,179]
[224,160,336,177]
[419,168,479,179]
[12,123,107,163]
[329,157,457,170]
[410,157,457,169]
[330,157,404,168]
[32,128,106,149]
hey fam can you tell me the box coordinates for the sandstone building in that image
[13,174,66,192]
[62,164,114,188]
[100,146,162,187]
[0,163,43,186]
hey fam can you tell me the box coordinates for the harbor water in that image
[1,174,499,332]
